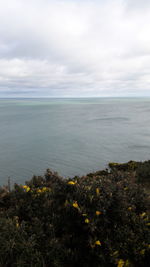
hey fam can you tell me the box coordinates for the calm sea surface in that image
[0,97,150,185]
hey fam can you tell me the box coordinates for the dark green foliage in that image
[0,166,150,266]
[109,160,150,185]
[108,161,138,172]
[136,160,150,184]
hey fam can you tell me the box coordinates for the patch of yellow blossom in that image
[68,181,76,185]
[14,216,19,228]
[85,218,90,224]
[146,222,150,226]
[42,187,51,192]
[73,201,79,209]
[42,187,47,192]
[37,189,42,193]
[22,185,30,192]
[16,222,19,228]
[35,187,51,194]
[96,188,100,195]
[128,207,132,211]
[95,240,101,246]
[96,211,102,216]
[140,212,146,218]
[117,259,125,267]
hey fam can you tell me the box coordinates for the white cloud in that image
[0,0,150,97]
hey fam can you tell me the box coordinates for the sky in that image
[0,0,150,98]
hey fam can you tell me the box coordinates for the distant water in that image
[0,97,150,185]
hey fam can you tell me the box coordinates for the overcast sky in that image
[0,0,150,97]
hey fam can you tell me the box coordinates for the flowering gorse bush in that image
[0,166,149,266]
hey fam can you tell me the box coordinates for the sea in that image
[0,97,150,185]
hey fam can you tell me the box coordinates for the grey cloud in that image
[125,0,150,10]
[0,0,150,97]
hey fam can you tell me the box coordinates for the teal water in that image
[0,97,150,185]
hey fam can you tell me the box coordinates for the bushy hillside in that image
[0,163,150,266]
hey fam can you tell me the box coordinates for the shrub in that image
[0,167,149,266]
[136,160,150,184]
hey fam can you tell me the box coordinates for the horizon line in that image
[0,96,150,99]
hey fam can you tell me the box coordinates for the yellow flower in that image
[42,187,48,192]
[117,259,125,267]
[73,201,79,209]
[128,207,132,211]
[96,188,100,195]
[95,240,101,246]
[37,189,42,193]
[41,187,51,192]
[14,216,19,228]
[85,218,90,224]
[16,222,19,228]
[68,181,76,185]
[96,211,102,216]
[23,185,30,192]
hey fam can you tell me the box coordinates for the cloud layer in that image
[0,0,150,97]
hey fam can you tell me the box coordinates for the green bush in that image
[109,160,150,185]
[136,160,150,184]
[0,167,149,266]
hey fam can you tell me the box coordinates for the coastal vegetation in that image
[0,161,150,266]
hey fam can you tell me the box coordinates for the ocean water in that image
[0,97,150,185]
